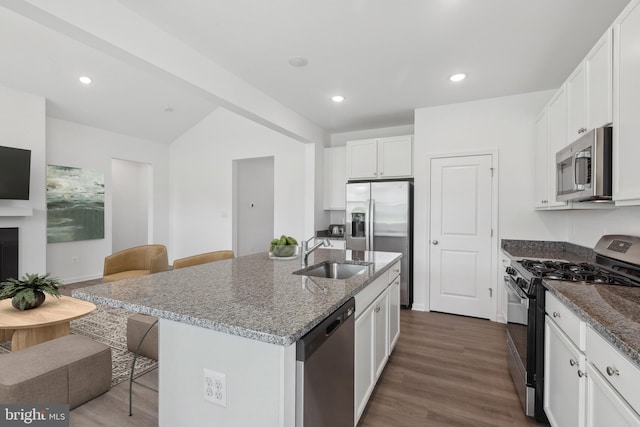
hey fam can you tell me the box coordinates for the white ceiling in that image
[0,0,632,141]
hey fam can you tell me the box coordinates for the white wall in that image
[170,108,312,261]
[0,86,46,276]
[111,158,151,253]
[329,124,415,147]
[413,90,567,312]
[46,118,170,283]
[565,207,640,248]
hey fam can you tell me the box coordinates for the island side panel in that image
[158,318,296,427]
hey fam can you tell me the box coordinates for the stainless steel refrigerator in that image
[346,180,413,308]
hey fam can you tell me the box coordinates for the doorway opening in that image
[111,159,153,253]
[232,156,274,256]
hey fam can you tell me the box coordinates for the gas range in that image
[507,235,640,297]
[504,235,640,421]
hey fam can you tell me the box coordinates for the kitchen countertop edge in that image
[73,250,402,347]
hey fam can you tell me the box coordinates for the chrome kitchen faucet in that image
[301,237,330,267]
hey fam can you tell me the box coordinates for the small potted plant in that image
[0,273,65,311]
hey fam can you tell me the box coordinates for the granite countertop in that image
[542,280,640,367]
[501,239,595,264]
[72,249,401,347]
[502,239,640,367]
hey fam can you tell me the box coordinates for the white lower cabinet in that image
[373,290,389,379]
[544,317,586,427]
[388,275,400,353]
[354,302,375,422]
[586,361,640,427]
[544,291,640,427]
[354,263,401,425]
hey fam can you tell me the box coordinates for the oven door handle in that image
[503,276,529,309]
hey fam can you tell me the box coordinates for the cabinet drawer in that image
[546,291,586,350]
[388,261,401,281]
[355,272,389,318]
[587,326,640,415]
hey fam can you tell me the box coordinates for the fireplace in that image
[0,227,18,281]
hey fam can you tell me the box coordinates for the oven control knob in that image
[505,267,516,276]
[516,278,528,288]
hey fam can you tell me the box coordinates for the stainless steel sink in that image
[294,261,368,279]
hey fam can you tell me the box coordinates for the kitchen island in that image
[73,248,401,427]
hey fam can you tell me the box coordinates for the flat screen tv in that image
[0,145,31,200]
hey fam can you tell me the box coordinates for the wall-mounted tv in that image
[0,145,31,200]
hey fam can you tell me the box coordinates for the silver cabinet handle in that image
[577,370,587,378]
[553,312,560,318]
[569,359,577,367]
[432,240,439,245]
[606,366,619,376]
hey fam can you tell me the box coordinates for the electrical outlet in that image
[203,369,226,407]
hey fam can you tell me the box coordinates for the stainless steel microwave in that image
[556,127,612,202]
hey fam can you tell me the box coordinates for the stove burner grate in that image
[517,259,639,287]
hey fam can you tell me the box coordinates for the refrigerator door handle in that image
[369,199,375,251]
[365,199,371,251]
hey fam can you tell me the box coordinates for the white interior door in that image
[233,156,274,256]
[429,154,494,319]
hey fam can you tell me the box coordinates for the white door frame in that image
[425,149,500,321]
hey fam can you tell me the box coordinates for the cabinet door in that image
[373,290,389,379]
[377,136,412,178]
[347,139,378,180]
[546,86,569,208]
[567,63,587,143]
[613,0,640,204]
[586,362,640,427]
[534,109,549,208]
[586,28,613,130]
[388,276,400,354]
[323,147,346,210]
[544,318,586,427]
[354,304,375,424]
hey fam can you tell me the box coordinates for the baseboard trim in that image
[411,304,428,312]
[62,273,102,284]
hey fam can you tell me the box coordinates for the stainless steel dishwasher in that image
[296,297,355,427]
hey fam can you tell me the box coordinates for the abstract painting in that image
[47,165,105,243]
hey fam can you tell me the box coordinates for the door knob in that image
[432,240,439,245]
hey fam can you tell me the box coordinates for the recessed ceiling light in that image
[163,106,174,113]
[79,76,93,85]
[449,73,466,82]
[288,57,308,67]
[331,95,345,103]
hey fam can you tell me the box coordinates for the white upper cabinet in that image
[567,63,587,142]
[323,146,347,210]
[346,135,413,180]
[346,139,378,180]
[586,28,613,130]
[377,136,413,178]
[534,85,567,209]
[534,109,549,208]
[566,28,613,144]
[613,0,640,205]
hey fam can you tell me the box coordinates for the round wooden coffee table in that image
[0,295,96,351]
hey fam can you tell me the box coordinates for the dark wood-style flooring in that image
[358,310,545,427]
[66,279,544,426]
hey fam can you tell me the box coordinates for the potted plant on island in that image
[0,273,65,310]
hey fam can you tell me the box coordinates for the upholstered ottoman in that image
[0,335,111,409]
[127,313,158,360]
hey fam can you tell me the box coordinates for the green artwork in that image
[47,165,105,243]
